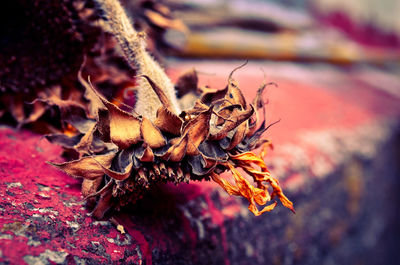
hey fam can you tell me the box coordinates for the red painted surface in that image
[1,61,400,264]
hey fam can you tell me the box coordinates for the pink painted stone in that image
[1,61,400,264]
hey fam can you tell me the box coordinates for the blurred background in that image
[160,0,400,62]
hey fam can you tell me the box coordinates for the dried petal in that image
[225,78,246,108]
[144,9,187,31]
[154,106,183,135]
[181,106,214,156]
[138,145,155,162]
[35,94,93,134]
[45,134,82,149]
[78,72,105,118]
[230,152,295,213]
[210,105,254,140]
[161,134,188,162]
[74,122,97,155]
[91,185,113,219]
[200,87,228,106]
[99,98,142,149]
[22,100,47,125]
[81,177,103,197]
[226,163,277,216]
[98,162,133,181]
[211,172,240,196]
[82,177,103,207]
[140,117,166,149]
[226,121,248,150]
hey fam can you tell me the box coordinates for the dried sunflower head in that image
[49,67,294,219]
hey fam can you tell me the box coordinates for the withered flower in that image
[49,68,294,218]
[46,0,293,219]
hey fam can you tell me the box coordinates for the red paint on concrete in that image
[1,62,400,264]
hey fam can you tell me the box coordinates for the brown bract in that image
[49,68,294,218]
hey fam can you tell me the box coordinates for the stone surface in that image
[1,61,400,264]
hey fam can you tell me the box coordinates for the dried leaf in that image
[49,153,115,180]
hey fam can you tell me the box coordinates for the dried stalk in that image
[94,0,181,119]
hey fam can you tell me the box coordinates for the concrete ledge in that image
[1,61,400,264]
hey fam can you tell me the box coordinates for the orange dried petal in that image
[226,163,277,216]
[231,152,295,213]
